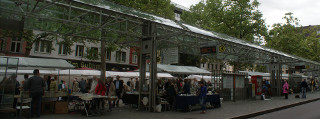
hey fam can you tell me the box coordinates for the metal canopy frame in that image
[1,0,319,69]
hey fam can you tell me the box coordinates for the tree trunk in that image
[100,39,106,83]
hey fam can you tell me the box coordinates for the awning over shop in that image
[0,56,75,69]
[157,64,211,75]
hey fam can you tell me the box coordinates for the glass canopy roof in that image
[1,0,319,68]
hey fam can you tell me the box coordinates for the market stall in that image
[0,56,74,118]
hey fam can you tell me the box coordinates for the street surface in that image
[252,100,320,119]
[32,91,320,119]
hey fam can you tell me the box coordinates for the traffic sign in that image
[219,45,225,53]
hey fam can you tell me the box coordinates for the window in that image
[121,52,126,62]
[91,47,99,59]
[106,49,111,61]
[132,55,138,64]
[34,40,52,53]
[58,44,67,55]
[10,37,21,53]
[75,45,84,57]
[116,51,126,62]
[116,51,120,62]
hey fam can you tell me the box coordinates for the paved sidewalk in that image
[39,91,320,119]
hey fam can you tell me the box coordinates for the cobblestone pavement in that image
[38,91,320,119]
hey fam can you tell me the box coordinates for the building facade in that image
[0,30,138,71]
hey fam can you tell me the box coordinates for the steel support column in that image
[139,21,157,112]
[269,62,282,96]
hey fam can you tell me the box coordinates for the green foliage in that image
[181,0,268,71]
[265,13,304,55]
[85,47,100,60]
[109,0,175,19]
[299,26,320,62]
[266,13,320,62]
[181,0,267,43]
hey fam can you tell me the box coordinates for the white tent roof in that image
[59,69,101,76]
[185,75,221,81]
[58,70,173,78]
[0,69,58,75]
[107,71,173,78]
[106,71,139,77]
[0,56,75,69]
[157,64,211,75]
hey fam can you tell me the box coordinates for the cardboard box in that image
[55,101,68,114]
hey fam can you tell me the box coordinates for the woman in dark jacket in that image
[165,80,176,110]
[182,79,190,94]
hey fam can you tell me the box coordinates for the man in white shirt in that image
[89,76,98,93]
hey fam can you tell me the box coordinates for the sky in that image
[171,0,320,28]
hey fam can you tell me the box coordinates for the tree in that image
[265,13,303,55]
[182,0,267,43]
[181,0,268,71]
[266,13,320,62]
[109,0,175,20]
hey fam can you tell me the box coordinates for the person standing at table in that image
[50,77,57,92]
[114,76,123,107]
[182,79,190,94]
[79,78,86,93]
[165,79,176,111]
[89,76,98,94]
[198,81,207,114]
[27,69,45,118]
[23,74,29,91]
[106,77,116,111]
[72,78,80,93]
[95,78,106,109]
[135,78,139,91]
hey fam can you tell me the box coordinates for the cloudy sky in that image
[171,0,320,28]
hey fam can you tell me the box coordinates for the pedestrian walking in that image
[282,80,289,99]
[301,79,308,98]
[198,81,207,114]
[26,69,45,118]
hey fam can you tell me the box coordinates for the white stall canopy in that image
[0,69,58,75]
[107,71,173,78]
[0,56,75,69]
[157,64,211,75]
[59,69,101,76]
[185,75,221,82]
